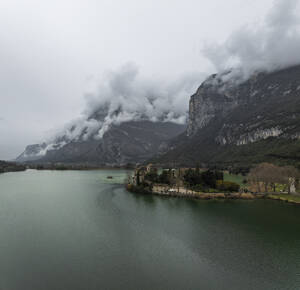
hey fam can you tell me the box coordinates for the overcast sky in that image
[0,0,295,160]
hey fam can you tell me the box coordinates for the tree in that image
[248,163,299,193]
[183,169,202,187]
[281,166,300,193]
[215,170,224,181]
[183,169,223,189]
[248,163,283,192]
[201,170,217,188]
[158,170,170,185]
[145,172,158,183]
[216,180,240,192]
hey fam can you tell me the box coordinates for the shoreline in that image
[126,184,300,205]
[267,194,300,205]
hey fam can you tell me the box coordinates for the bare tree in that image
[281,166,300,193]
[248,163,286,193]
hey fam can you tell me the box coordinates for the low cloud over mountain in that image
[203,0,300,80]
[53,63,204,143]
[17,64,203,164]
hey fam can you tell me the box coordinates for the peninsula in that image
[126,163,300,204]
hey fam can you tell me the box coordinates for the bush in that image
[145,172,158,183]
[184,169,202,186]
[55,165,68,170]
[158,170,170,184]
[216,180,240,192]
[126,184,152,194]
[184,169,224,188]
[201,170,217,188]
[191,184,204,192]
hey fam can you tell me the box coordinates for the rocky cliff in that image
[158,65,300,167]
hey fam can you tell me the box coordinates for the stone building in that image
[131,166,146,186]
[163,168,191,187]
[132,164,158,186]
[146,164,158,174]
[289,177,297,194]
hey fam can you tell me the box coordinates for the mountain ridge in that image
[17,121,186,166]
[155,65,300,168]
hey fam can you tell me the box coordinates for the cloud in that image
[51,63,205,142]
[202,0,300,80]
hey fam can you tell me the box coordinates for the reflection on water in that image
[0,169,300,290]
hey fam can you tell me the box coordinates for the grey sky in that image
[0,0,291,160]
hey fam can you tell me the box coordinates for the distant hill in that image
[0,160,26,173]
[17,121,186,166]
[156,65,300,168]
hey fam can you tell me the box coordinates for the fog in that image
[203,0,300,80]
[1,0,296,159]
[50,0,300,146]
[52,63,204,143]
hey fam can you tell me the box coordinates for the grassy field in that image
[268,194,300,204]
[224,173,247,187]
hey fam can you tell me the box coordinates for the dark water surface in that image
[0,170,300,290]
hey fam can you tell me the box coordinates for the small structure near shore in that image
[289,177,296,194]
[131,164,158,186]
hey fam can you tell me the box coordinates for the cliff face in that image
[188,66,300,143]
[158,65,300,167]
[187,72,242,136]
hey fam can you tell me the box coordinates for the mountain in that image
[17,121,185,166]
[17,143,48,162]
[156,65,300,168]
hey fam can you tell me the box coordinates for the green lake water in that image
[0,169,300,290]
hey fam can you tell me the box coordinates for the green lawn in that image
[224,173,246,187]
[268,194,300,203]
[274,183,287,192]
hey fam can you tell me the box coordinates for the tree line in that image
[145,167,240,193]
[248,163,299,193]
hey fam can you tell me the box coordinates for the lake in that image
[0,169,300,290]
